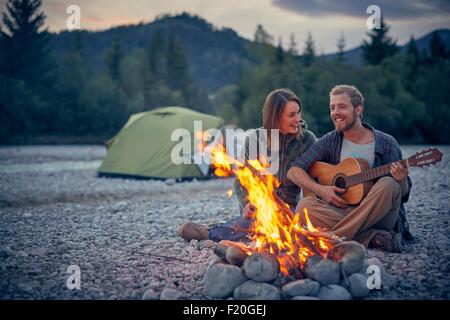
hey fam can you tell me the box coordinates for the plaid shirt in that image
[292,122,413,240]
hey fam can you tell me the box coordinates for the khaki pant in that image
[295,177,402,247]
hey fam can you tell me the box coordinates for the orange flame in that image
[195,130,340,275]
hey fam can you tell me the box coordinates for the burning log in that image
[302,230,344,244]
[217,240,252,254]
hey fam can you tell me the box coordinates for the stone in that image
[214,242,229,258]
[347,273,370,298]
[367,257,398,287]
[0,246,13,258]
[243,252,279,282]
[189,239,199,249]
[282,279,320,298]
[113,201,128,212]
[147,281,164,290]
[160,288,179,300]
[304,256,340,285]
[165,179,176,186]
[317,285,353,300]
[291,296,321,300]
[199,239,216,250]
[226,246,248,267]
[203,264,247,298]
[208,256,228,268]
[17,251,28,258]
[141,288,159,300]
[30,247,48,257]
[233,280,281,300]
[17,283,34,293]
[418,253,428,260]
[327,241,367,275]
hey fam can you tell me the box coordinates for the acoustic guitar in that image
[303,148,443,205]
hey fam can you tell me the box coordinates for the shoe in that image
[369,230,401,253]
[178,222,210,241]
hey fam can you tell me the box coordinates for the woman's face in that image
[278,101,301,135]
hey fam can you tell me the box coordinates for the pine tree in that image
[0,0,51,86]
[302,31,315,66]
[428,31,448,64]
[105,36,124,84]
[254,24,274,45]
[275,37,284,64]
[167,33,190,93]
[0,0,56,137]
[403,36,420,92]
[147,31,166,77]
[166,33,202,108]
[142,31,166,108]
[288,33,298,55]
[336,31,346,62]
[405,35,421,72]
[56,32,91,134]
[362,17,398,65]
[406,36,420,63]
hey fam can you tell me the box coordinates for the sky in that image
[1,0,449,53]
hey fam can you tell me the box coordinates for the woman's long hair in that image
[262,88,302,140]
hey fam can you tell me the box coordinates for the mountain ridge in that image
[49,13,450,92]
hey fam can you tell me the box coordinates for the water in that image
[0,160,102,173]
[0,145,447,174]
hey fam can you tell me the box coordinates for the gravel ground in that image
[0,145,449,300]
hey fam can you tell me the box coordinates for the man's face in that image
[329,93,360,133]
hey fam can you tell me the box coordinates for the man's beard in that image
[334,113,357,133]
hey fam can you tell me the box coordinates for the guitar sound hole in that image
[334,176,346,193]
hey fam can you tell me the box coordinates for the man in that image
[287,85,414,252]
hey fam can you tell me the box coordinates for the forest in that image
[1,0,449,144]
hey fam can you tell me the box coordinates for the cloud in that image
[272,0,450,19]
[1,0,448,53]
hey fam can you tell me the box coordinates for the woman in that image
[179,88,316,242]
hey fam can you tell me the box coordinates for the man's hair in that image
[330,84,364,120]
[330,85,364,109]
[262,88,302,131]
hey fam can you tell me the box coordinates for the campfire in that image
[196,131,396,300]
[199,132,342,275]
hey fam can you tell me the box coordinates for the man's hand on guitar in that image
[317,185,348,208]
[390,161,409,182]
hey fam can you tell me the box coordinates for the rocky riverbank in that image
[0,145,449,299]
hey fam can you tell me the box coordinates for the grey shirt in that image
[340,137,375,167]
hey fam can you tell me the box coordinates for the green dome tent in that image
[98,106,224,179]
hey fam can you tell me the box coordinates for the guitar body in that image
[303,158,373,205]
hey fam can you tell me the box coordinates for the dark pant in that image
[208,216,254,242]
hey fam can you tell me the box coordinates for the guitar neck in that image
[346,159,408,187]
